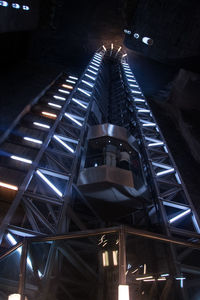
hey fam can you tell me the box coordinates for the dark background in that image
[0,0,200,212]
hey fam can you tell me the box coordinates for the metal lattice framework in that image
[0,50,106,247]
[0,46,200,300]
[121,59,200,240]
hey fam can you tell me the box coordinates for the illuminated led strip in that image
[78,88,91,97]
[24,137,43,144]
[156,168,175,176]
[0,181,18,191]
[58,89,70,95]
[48,102,62,109]
[62,84,73,90]
[136,276,153,281]
[11,155,32,164]
[89,65,98,71]
[53,135,74,153]
[36,170,63,197]
[66,79,76,84]
[93,58,101,63]
[53,95,66,100]
[81,80,94,88]
[69,76,78,80]
[126,74,135,78]
[65,113,83,126]
[72,98,87,109]
[131,90,142,94]
[87,69,98,75]
[91,62,100,67]
[130,84,138,88]
[137,109,150,113]
[42,112,57,118]
[134,98,145,102]
[169,209,191,224]
[33,122,50,129]
[127,79,136,82]
[85,74,96,81]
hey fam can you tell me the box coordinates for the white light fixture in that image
[62,84,73,90]
[8,294,28,300]
[118,285,129,300]
[131,90,141,94]
[53,95,66,100]
[87,69,97,75]
[124,29,131,35]
[24,137,42,145]
[144,279,156,282]
[53,135,74,153]
[89,65,98,71]
[69,76,78,80]
[0,181,18,191]
[78,88,91,97]
[102,45,106,51]
[169,209,191,224]
[134,33,139,39]
[156,168,175,177]
[122,54,127,57]
[138,109,150,113]
[136,276,153,281]
[66,79,76,84]
[65,113,83,127]
[22,5,30,10]
[127,79,136,82]
[112,250,118,266]
[91,62,100,67]
[111,43,113,50]
[33,122,50,129]
[93,57,101,62]
[36,170,63,197]
[161,273,169,277]
[11,155,32,165]
[48,102,62,109]
[12,3,20,9]
[85,74,96,81]
[42,111,57,118]
[0,1,8,6]
[58,89,70,95]
[134,98,145,102]
[72,98,87,109]
[148,142,164,147]
[102,251,109,267]
[81,80,94,88]
[142,37,153,45]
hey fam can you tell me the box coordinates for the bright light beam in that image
[36,170,63,197]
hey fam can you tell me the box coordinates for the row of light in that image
[8,80,77,165]
[0,76,79,194]
[122,60,193,226]
[33,52,104,196]
[0,1,30,10]
[0,53,103,197]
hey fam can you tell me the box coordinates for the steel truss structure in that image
[0,45,200,300]
[121,60,200,239]
[0,50,106,247]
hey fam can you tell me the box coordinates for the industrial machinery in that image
[0,46,200,300]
